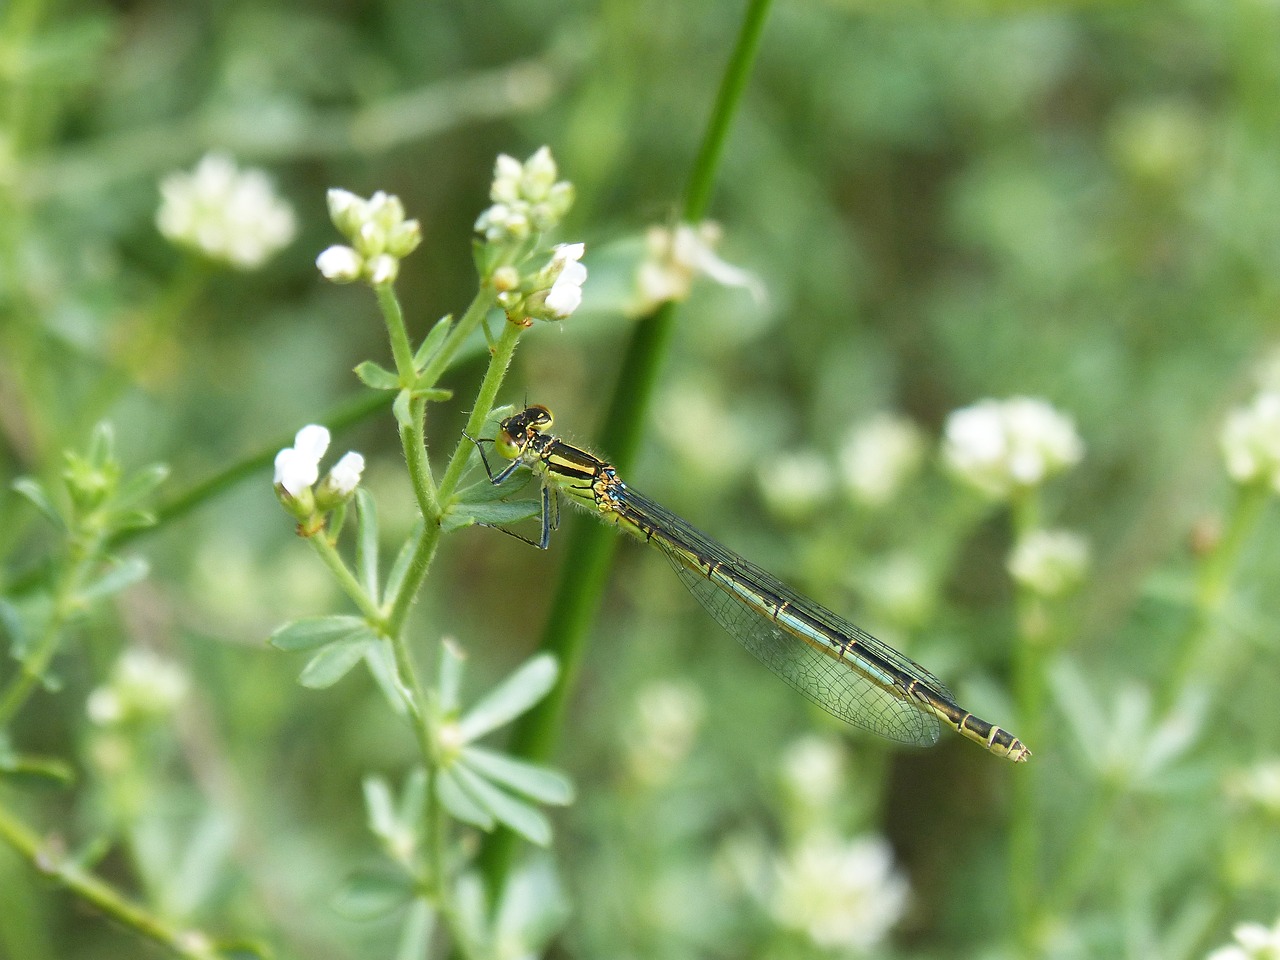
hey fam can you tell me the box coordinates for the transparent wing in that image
[623,489,945,747]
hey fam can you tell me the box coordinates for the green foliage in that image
[3,1,1280,960]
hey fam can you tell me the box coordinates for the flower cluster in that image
[769,834,909,952]
[273,424,365,525]
[622,679,706,786]
[316,189,422,286]
[631,221,763,316]
[1008,528,1090,597]
[474,146,575,244]
[156,152,296,269]
[86,649,189,727]
[494,242,588,323]
[943,397,1083,499]
[1220,392,1280,491]
[838,412,926,506]
[1207,917,1280,960]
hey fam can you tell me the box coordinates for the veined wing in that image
[617,486,948,746]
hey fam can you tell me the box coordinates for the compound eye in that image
[495,429,523,460]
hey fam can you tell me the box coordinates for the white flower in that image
[475,146,574,243]
[326,451,365,497]
[779,736,846,810]
[87,649,189,726]
[315,245,363,283]
[542,243,588,318]
[274,424,330,496]
[770,833,909,951]
[319,188,420,285]
[1008,529,1090,597]
[1225,759,1280,817]
[632,221,765,316]
[839,412,926,506]
[757,450,834,521]
[624,679,705,786]
[156,153,296,269]
[943,397,1083,498]
[1206,917,1280,960]
[1221,392,1280,490]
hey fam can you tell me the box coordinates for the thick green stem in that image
[474,0,775,901]
[0,801,223,960]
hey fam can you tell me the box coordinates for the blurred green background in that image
[2,0,1280,958]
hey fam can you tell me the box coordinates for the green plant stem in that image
[474,0,775,901]
[418,288,497,389]
[1167,479,1270,699]
[0,800,222,960]
[1009,488,1044,952]
[307,534,382,622]
[378,284,419,388]
[436,319,524,504]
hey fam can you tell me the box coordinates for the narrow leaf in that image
[364,641,408,715]
[442,499,541,533]
[437,638,466,715]
[363,775,398,842]
[449,764,552,846]
[355,360,401,391]
[394,899,436,960]
[455,473,532,504]
[115,462,170,507]
[413,313,453,368]
[299,639,369,688]
[458,746,574,806]
[269,615,375,652]
[11,478,64,528]
[77,556,149,604]
[355,488,379,599]
[0,752,76,788]
[392,389,414,428]
[383,518,424,608]
[333,868,415,920]
[437,767,495,830]
[457,654,559,743]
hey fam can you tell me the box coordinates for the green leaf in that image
[333,868,415,920]
[299,639,370,688]
[411,385,453,404]
[0,752,76,788]
[115,462,170,508]
[413,313,453,368]
[12,477,64,527]
[392,389,414,428]
[399,768,427,827]
[269,615,376,652]
[458,746,573,806]
[355,489,379,599]
[394,899,436,960]
[364,641,407,715]
[437,639,466,715]
[77,556,149,604]
[437,767,495,830]
[457,654,558,743]
[448,764,552,846]
[355,360,401,391]
[455,472,531,504]
[363,775,398,842]
[442,498,541,533]
[169,811,233,917]
[383,518,423,608]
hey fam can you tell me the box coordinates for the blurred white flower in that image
[632,221,764,316]
[315,244,363,283]
[274,424,331,496]
[1220,392,1280,491]
[943,397,1083,498]
[860,551,933,627]
[779,735,846,810]
[757,450,834,521]
[87,648,188,726]
[624,679,705,786]
[838,412,926,506]
[1207,917,1280,960]
[1225,759,1280,818]
[156,153,296,269]
[770,833,909,952]
[475,146,574,243]
[1008,529,1090,597]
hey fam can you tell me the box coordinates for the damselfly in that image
[473,404,1030,762]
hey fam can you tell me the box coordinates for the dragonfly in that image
[471,404,1030,763]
